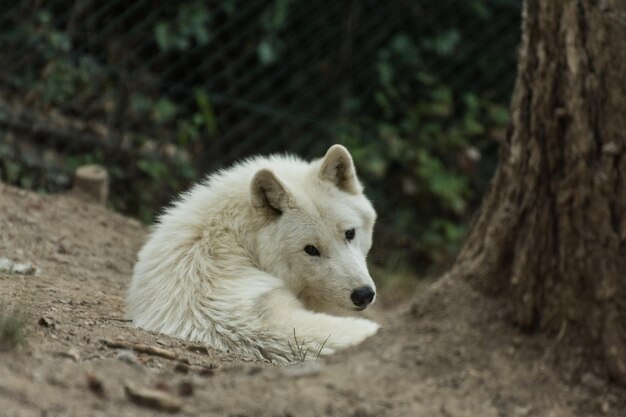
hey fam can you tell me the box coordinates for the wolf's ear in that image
[251,169,291,215]
[319,144,360,194]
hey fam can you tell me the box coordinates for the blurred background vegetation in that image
[0,0,520,277]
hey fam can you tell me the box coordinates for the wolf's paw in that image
[347,317,380,342]
[323,317,380,352]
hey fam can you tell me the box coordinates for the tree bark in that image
[453,0,626,383]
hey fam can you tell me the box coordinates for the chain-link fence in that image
[0,0,521,271]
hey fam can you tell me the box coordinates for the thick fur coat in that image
[127,145,379,362]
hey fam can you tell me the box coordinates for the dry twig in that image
[100,339,178,360]
[124,384,182,413]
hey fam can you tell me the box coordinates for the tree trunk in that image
[453,0,626,383]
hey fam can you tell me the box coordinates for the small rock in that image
[280,362,323,378]
[56,241,69,254]
[174,363,189,374]
[124,384,182,413]
[0,258,13,273]
[198,366,215,377]
[12,262,37,275]
[116,351,143,368]
[178,380,193,397]
[86,373,106,398]
[55,348,80,361]
[38,316,55,328]
[0,258,38,275]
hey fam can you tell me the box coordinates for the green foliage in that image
[256,0,296,65]
[154,2,212,52]
[0,304,27,351]
[193,89,219,138]
[0,0,519,273]
[6,11,107,106]
[341,32,508,268]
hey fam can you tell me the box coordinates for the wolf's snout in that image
[350,286,375,308]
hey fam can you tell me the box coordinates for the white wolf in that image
[127,145,379,362]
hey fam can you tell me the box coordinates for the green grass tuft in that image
[288,329,329,362]
[0,304,27,351]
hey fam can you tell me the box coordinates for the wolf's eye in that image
[304,245,321,257]
[345,228,355,241]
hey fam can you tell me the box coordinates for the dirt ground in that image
[0,182,624,417]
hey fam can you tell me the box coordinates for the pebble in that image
[174,363,189,374]
[38,316,55,328]
[116,351,143,369]
[0,258,13,272]
[124,384,183,413]
[0,257,39,275]
[55,348,80,361]
[85,373,106,398]
[178,380,194,397]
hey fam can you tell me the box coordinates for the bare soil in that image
[0,182,624,417]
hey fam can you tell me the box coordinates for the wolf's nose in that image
[351,286,375,308]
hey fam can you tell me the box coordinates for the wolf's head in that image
[251,145,377,311]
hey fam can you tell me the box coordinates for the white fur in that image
[127,145,379,362]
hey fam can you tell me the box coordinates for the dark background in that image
[0,0,521,274]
